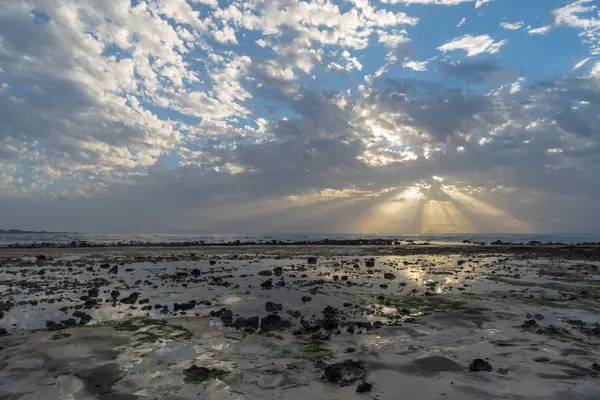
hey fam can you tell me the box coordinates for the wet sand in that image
[1,245,600,399]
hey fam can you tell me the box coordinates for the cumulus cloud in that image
[438,35,508,56]
[528,25,552,35]
[403,60,429,71]
[500,21,523,31]
[552,0,600,54]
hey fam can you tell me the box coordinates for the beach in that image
[1,244,600,399]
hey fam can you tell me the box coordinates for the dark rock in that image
[322,306,339,319]
[209,308,225,317]
[73,311,92,324]
[61,318,77,327]
[356,382,373,393]
[323,319,340,331]
[301,296,312,303]
[108,265,118,274]
[88,287,99,298]
[99,263,110,269]
[110,290,120,300]
[521,319,537,329]
[379,284,388,289]
[191,268,201,277]
[0,328,7,336]
[46,320,66,331]
[233,316,259,331]
[346,347,356,353]
[265,302,283,312]
[220,309,234,325]
[321,306,340,331]
[258,270,272,276]
[209,260,217,265]
[469,359,492,372]
[402,356,464,374]
[323,360,368,386]
[534,357,551,363]
[173,301,196,312]
[383,273,395,280]
[183,365,228,383]
[121,292,139,305]
[311,332,331,341]
[260,314,291,331]
[301,319,323,333]
[261,279,273,289]
[273,267,283,276]
[307,257,318,264]
[592,363,600,372]
[497,368,509,375]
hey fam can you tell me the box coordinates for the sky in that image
[0,0,599,234]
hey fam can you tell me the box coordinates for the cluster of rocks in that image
[45,310,93,331]
[1,237,457,249]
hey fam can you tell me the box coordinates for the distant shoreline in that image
[0,230,76,235]
[1,238,600,249]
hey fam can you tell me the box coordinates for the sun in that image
[355,175,533,234]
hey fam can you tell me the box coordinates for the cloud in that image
[592,61,600,77]
[552,0,600,54]
[574,58,590,70]
[403,60,429,71]
[500,21,523,31]
[382,0,480,5]
[438,34,508,56]
[528,25,552,35]
[436,58,517,83]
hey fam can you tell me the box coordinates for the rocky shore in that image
[1,245,600,399]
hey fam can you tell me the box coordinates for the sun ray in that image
[447,189,532,232]
[355,189,424,234]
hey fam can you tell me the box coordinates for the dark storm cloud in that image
[436,58,518,84]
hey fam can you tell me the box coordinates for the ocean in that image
[1,232,600,245]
